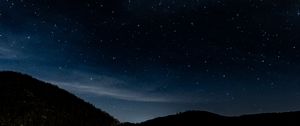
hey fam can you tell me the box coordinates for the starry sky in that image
[1,0,300,122]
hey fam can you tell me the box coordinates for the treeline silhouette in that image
[0,71,119,126]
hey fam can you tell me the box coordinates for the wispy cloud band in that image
[0,47,18,59]
[57,82,173,102]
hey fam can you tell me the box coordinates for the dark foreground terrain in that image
[0,71,299,126]
[120,111,300,126]
[0,71,119,126]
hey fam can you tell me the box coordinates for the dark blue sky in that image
[1,0,300,122]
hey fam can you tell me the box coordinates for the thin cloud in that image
[29,69,210,103]
[44,70,172,102]
[56,82,173,102]
[0,47,18,59]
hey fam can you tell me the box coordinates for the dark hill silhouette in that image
[0,71,119,126]
[137,111,228,126]
[1,71,300,126]
[119,111,300,126]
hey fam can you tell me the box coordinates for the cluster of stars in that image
[1,0,300,122]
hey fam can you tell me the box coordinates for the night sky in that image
[1,0,300,122]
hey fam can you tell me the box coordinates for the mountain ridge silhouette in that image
[0,71,299,126]
[119,110,300,126]
[0,71,119,126]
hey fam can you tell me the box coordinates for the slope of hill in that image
[1,71,300,126]
[0,71,119,126]
[138,111,227,126]
[119,111,300,126]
